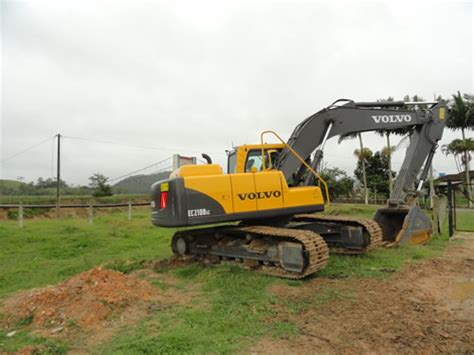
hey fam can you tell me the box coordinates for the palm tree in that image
[442,138,474,173]
[339,131,368,204]
[375,96,414,195]
[353,138,372,204]
[378,131,394,195]
[448,92,474,206]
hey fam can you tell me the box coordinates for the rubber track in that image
[173,225,329,280]
[294,214,383,254]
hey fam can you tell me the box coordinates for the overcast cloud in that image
[1,0,473,186]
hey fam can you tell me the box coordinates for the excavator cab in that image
[227,144,285,174]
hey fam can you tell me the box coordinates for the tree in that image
[354,151,396,198]
[319,166,355,199]
[36,177,67,189]
[447,92,474,206]
[89,173,113,197]
[376,97,396,195]
[340,132,370,204]
[375,95,421,195]
[442,138,474,203]
[442,138,474,172]
[353,140,371,204]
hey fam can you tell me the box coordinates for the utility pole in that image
[56,133,61,220]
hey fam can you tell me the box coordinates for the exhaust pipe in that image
[373,205,432,245]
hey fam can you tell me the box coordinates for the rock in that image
[439,332,450,339]
[51,326,64,334]
[6,330,17,337]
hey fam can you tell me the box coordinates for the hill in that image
[113,172,171,194]
[0,179,26,194]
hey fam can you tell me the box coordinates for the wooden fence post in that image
[88,203,94,225]
[18,202,24,228]
[432,195,439,237]
[128,201,132,221]
[447,179,454,239]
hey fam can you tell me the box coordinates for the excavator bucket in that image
[373,205,432,245]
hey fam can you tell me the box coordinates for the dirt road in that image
[253,233,474,354]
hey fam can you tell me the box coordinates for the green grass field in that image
[0,204,472,353]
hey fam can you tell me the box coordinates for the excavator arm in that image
[275,99,447,244]
[276,99,447,204]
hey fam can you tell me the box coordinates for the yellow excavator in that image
[151,99,447,279]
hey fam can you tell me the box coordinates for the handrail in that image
[259,130,330,208]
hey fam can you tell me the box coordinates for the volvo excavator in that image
[151,99,447,279]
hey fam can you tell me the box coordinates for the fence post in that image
[432,195,439,237]
[18,201,24,228]
[128,201,132,221]
[453,184,457,230]
[447,179,454,239]
[88,202,94,225]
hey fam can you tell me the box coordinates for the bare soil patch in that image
[254,234,474,354]
[0,267,186,353]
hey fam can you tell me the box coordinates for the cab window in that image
[245,150,264,172]
[227,152,237,174]
[245,149,282,172]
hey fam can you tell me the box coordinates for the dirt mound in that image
[2,267,160,331]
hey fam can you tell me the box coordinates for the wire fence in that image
[1,201,152,228]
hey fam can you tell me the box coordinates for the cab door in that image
[254,171,284,211]
[230,173,257,213]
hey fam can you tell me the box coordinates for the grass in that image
[322,203,378,219]
[0,209,173,298]
[455,209,474,231]
[0,330,68,354]
[0,203,472,353]
[105,265,296,354]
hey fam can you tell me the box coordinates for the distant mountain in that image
[113,172,171,194]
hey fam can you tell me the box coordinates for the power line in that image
[63,135,221,155]
[1,135,56,163]
[109,157,172,183]
[148,165,173,175]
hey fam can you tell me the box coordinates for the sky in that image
[1,0,473,186]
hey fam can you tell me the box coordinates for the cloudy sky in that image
[1,0,473,186]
